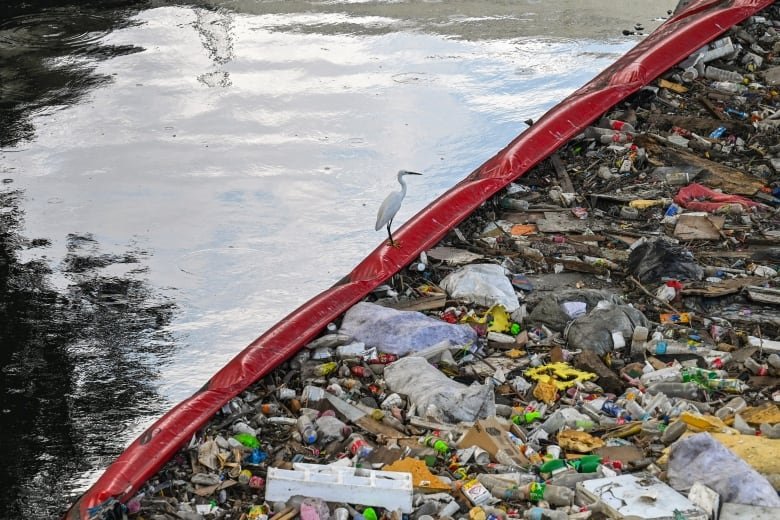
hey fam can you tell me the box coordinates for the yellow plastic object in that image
[629,199,671,209]
[524,362,597,390]
[557,430,604,453]
[460,304,511,333]
[533,379,558,404]
[679,412,733,433]
[658,78,689,93]
[384,457,450,492]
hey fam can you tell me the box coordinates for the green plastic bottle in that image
[233,433,260,449]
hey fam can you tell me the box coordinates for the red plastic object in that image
[674,182,765,212]
[64,1,775,518]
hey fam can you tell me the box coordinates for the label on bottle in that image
[528,481,546,501]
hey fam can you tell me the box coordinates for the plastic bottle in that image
[660,420,687,445]
[702,378,748,394]
[258,403,280,415]
[296,415,318,444]
[711,81,747,93]
[624,399,648,421]
[714,396,747,419]
[233,432,261,449]
[423,435,451,455]
[706,352,732,370]
[698,40,736,63]
[524,507,567,520]
[681,367,727,384]
[646,382,700,400]
[601,400,628,419]
[601,119,636,133]
[527,482,574,506]
[315,415,351,443]
[347,433,374,458]
[477,473,536,490]
[744,357,769,376]
[640,365,682,385]
[512,411,542,425]
[768,354,780,372]
[703,66,744,82]
[500,197,530,211]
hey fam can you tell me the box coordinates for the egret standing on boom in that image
[375,169,422,247]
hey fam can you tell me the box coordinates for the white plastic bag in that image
[384,356,495,423]
[440,263,520,312]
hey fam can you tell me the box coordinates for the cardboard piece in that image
[536,212,589,233]
[456,417,528,467]
[674,213,725,240]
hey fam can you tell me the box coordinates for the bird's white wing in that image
[375,190,403,230]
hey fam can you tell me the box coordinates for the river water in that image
[0,0,677,517]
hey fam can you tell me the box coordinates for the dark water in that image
[0,1,676,517]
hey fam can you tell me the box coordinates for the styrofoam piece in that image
[720,502,780,520]
[576,473,707,520]
[747,336,780,353]
[265,463,413,513]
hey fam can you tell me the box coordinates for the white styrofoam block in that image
[576,473,707,520]
[265,463,413,513]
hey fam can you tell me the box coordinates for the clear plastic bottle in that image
[527,482,574,506]
[524,507,568,520]
[711,81,747,93]
[347,433,374,458]
[703,66,744,82]
[296,415,318,444]
[477,473,532,491]
[715,396,747,419]
[624,399,648,421]
[744,357,769,376]
[768,353,780,371]
[646,382,700,400]
[660,420,687,445]
[315,415,351,443]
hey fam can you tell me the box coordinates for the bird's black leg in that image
[386,220,396,247]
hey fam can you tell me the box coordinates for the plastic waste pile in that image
[103,5,780,520]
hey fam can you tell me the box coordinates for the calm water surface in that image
[0,1,677,516]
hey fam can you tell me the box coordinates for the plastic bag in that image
[384,356,495,423]
[628,237,703,282]
[668,432,780,507]
[440,263,520,312]
[565,301,650,356]
[527,289,622,332]
[339,302,477,356]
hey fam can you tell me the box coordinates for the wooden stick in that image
[628,276,682,314]
[270,506,297,520]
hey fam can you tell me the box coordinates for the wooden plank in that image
[550,153,575,193]
[386,294,447,312]
[635,134,764,195]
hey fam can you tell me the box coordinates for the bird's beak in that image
[407,171,423,175]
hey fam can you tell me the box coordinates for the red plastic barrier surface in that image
[65,1,774,518]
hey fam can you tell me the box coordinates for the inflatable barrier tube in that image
[65,0,775,517]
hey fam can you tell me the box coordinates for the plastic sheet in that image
[338,302,478,356]
[64,1,776,517]
[674,182,764,212]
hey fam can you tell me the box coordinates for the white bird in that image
[375,169,422,247]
